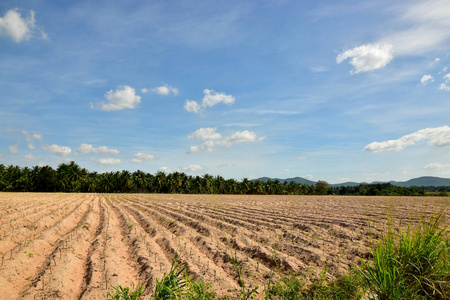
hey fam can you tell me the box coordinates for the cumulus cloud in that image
[22,130,42,149]
[23,154,38,162]
[0,8,46,42]
[364,126,450,152]
[182,165,203,172]
[220,130,258,147]
[42,144,72,156]
[94,85,141,111]
[184,89,235,114]
[97,158,121,166]
[188,127,222,141]
[152,84,178,95]
[131,152,155,163]
[187,127,265,153]
[77,143,120,155]
[184,100,202,113]
[337,44,394,74]
[9,143,19,154]
[420,74,434,86]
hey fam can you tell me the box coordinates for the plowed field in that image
[0,193,448,299]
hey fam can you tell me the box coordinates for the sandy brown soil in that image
[0,193,448,299]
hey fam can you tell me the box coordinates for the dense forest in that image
[0,162,447,196]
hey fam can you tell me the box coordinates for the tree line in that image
[0,162,445,196]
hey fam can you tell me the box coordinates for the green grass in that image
[360,213,449,300]
[107,282,145,300]
[107,213,449,300]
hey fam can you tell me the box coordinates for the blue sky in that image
[1,0,449,183]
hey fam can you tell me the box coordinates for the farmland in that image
[0,193,448,299]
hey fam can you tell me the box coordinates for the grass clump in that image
[151,260,216,299]
[107,282,145,300]
[264,266,364,300]
[360,213,449,300]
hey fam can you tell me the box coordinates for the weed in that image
[152,260,187,299]
[360,212,449,300]
[107,282,145,300]
[228,249,258,299]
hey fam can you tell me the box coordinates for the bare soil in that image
[0,193,448,299]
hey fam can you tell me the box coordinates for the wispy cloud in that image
[9,143,19,154]
[22,130,42,150]
[337,0,450,73]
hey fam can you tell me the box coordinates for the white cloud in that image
[187,127,264,153]
[336,44,394,74]
[141,88,148,94]
[77,143,120,155]
[97,158,121,165]
[9,143,19,154]
[95,85,141,111]
[420,74,434,85]
[42,144,72,156]
[188,127,222,141]
[184,100,202,113]
[297,156,307,161]
[284,169,291,172]
[187,146,199,154]
[337,1,450,73]
[384,0,450,56]
[310,66,327,72]
[131,152,155,163]
[182,165,203,172]
[184,89,235,114]
[152,84,179,96]
[439,73,450,90]
[22,130,42,149]
[364,125,450,152]
[23,154,38,162]
[0,8,46,42]
[220,130,258,147]
[202,89,235,107]
[424,162,450,170]
[158,166,172,173]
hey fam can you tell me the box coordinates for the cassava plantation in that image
[0,193,448,299]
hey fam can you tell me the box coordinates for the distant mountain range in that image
[252,176,450,187]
